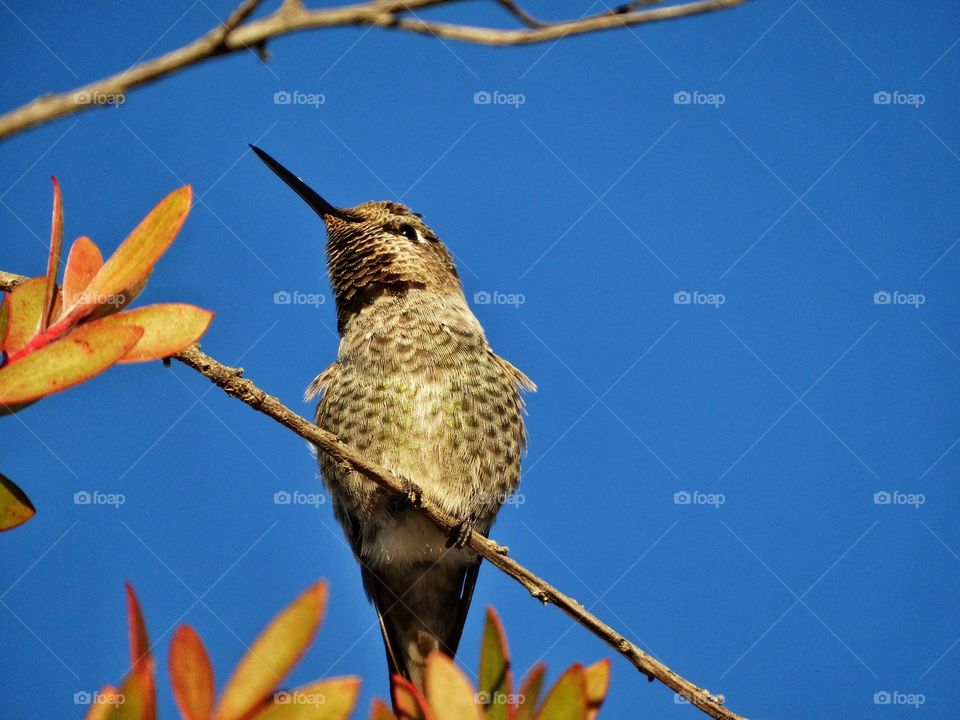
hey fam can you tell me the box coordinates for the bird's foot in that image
[446,516,477,549]
[389,475,423,514]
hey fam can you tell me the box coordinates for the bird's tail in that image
[362,558,481,694]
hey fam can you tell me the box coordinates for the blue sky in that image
[2,1,959,718]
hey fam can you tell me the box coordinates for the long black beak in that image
[249,144,351,221]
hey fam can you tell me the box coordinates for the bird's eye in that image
[397,223,419,242]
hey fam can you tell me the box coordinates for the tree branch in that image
[0,268,744,720]
[0,0,747,141]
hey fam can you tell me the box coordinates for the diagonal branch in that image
[0,268,744,720]
[0,0,748,141]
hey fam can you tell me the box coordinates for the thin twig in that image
[0,0,747,141]
[0,268,744,720]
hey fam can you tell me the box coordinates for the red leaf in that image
[126,583,156,720]
[62,236,104,310]
[170,625,215,720]
[41,176,63,330]
[392,676,434,720]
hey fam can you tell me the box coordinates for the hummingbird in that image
[251,146,534,693]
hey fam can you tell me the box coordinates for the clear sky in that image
[2,2,959,718]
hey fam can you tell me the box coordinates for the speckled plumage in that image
[251,147,533,694]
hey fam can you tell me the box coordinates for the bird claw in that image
[389,475,423,514]
[446,517,476,549]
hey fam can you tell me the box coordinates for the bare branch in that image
[0,0,747,141]
[0,268,745,720]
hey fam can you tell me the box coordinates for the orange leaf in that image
[215,581,327,720]
[425,653,482,720]
[514,664,545,720]
[392,677,433,720]
[41,176,63,330]
[82,685,124,720]
[0,322,142,407]
[0,293,9,349]
[62,236,104,310]
[2,277,45,355]
[170,625,215,720]
[478,608,512,720]
[126,583,156,720]
[106,304,213,363]
[73,185,191,322]
[251,677,360,720]
[582,661,609,720]
[533,666,586,720]
[0,473,35,532]
[370,698,398,720]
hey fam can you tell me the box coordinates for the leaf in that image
[62,236,104,310]
[42,176,63,330]
[582,661,609,720]
[0,322,142,407]
[83,685,123,720]
[391,677,433,720]
[370,699,397,720]
[2,276,45,355]
[170,625,214,720]
[106,304,213,363]
[478,608,512,720]
[0,473,35,532]
[215,581,327,720]
[533,666,586,720]
[73,185,191,322]
[0,292,10,349]
[514,665,545,720]
[251,677,360,720]
[425,653,482,720]
[125,583,156,720]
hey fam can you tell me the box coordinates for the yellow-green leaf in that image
[62,236,104,310]
[2,276,45,354]
[425,653,482,720]
[125,583,156,720]
[170,625,215,720]
[42,176,63,330]
[251,677,360,720]
[0,473,35,532]
[77,185,191,320]
[215,581,327,720]
[478,608,512,720]
[82,686,124,720]
[0,290,10,348]
[534,666,586,720]
[0,322,142,407]
[107,304,212,363]
[514,664,545,720]
[582,661,609,720]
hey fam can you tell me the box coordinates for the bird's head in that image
[251,146,462,328]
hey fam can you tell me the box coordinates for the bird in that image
[251,145,535,693]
